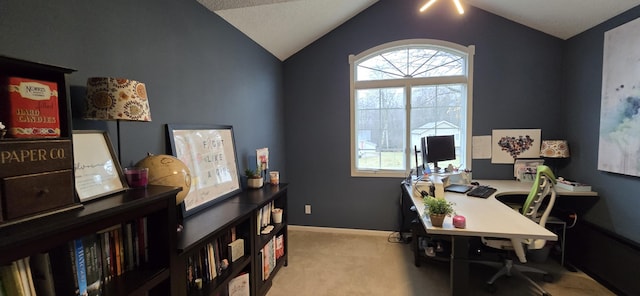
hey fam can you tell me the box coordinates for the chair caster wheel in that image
[485,283,497,293]
[543,273,553,282]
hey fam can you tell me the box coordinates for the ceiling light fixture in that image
[420,0,464,14]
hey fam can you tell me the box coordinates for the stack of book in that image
[556,178,592,192]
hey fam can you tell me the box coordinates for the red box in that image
[2,77,60,138]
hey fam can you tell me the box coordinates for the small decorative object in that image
[453,215,466,228]
[0,121,6,139]
[423,196,455,227]
[269,171,279,185]
[124,167,149,188]
[135,153,192,205]
[3,77,60,138]
[271,208,283,223]
[245,167,263,189]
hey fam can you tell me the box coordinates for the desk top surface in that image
[406,179,587,240]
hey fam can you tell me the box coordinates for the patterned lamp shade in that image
[84,77,151,121]
[540,140,570,158]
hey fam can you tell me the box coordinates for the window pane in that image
[411,84,465,168]
[356,47,464,81]
[355,88,405,170]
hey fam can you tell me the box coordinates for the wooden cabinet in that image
[0,56,78,223]
[0,185,180,296]
[172,184,288,296]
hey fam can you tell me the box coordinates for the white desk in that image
[405,179,597,296]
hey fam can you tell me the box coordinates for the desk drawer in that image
[1,169,75,220]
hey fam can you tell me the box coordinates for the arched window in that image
[349,39,475,177]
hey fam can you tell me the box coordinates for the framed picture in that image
[167,124,242,217]
[72,130,127,202]
[491,129,542,164]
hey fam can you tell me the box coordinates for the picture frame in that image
[72,130,127,202]
[167,124,242,217]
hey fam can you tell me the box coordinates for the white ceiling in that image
[197,0,640,61]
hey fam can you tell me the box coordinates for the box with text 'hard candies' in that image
[1,77,60,138]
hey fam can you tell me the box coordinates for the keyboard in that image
[466,185,497,198]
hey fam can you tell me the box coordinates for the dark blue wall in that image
[563,5,640,243]
[0,0,286,184]
[283,0,564,230]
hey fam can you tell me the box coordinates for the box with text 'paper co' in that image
[1,77,60,138]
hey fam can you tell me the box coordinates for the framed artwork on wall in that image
[72,130,127,202]
[598,16,640,177]
[491,129,541,164]
[167,124,242,216]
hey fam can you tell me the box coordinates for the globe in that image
[136,153,192,205]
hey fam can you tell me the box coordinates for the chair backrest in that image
[521,165,557,249]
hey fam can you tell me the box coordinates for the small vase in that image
[429,214,446,227]
[247,177,263,189]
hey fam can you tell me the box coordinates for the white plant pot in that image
[247,177,263,189]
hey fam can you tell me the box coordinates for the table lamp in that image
[84,77,152,163]
[540,140,570,176]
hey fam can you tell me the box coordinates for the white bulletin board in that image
[167,124,241,216]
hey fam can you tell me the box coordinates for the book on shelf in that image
[262,238,276,281]
[82,234,102,296]
[228,272,250,296]
[275,235,285,260]
[16,257,35,296]
[207,243,218,280]
[49,242,79,296]
[1,77,60,138]
[30,252,56,296]
[228,239,245,262]
[72,239,88,296]
[0,260,27,296]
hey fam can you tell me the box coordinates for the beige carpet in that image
[266,227,614,296]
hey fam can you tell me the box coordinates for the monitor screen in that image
[426,135,456,168]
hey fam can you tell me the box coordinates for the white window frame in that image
[349,39,475,177]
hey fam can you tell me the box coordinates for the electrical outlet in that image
[305,204,311,214]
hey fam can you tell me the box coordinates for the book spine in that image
[83,234,102,296]
[124,223,134,271]
[73,239,88,296]
[16,258,31,296]
[113,228,122,276]
[22,257,36,296]
[0,262,25,296]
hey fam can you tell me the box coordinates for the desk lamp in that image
[540,140,570,176]
[84,77,152,164]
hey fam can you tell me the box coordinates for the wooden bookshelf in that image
[0,185,180,296]
[173,183,288,296]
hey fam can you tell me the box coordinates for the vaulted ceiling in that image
[197,0,640,61]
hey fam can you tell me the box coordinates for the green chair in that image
[479,165,557,295]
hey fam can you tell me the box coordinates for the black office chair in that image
[475,165,557,295]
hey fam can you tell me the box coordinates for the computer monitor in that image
[425,135,456,172]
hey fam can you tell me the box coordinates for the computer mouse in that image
[470,181,479,186]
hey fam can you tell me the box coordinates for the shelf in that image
[173,184,288,296]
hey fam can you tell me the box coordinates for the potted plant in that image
[244,167,263,189]
[423,196,455,227]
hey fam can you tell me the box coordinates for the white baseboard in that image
[288,225,391,237]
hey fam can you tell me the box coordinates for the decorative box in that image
[2,77,60,138]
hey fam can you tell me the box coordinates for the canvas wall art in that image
[598,17,640,177]
[491,129,541,164]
